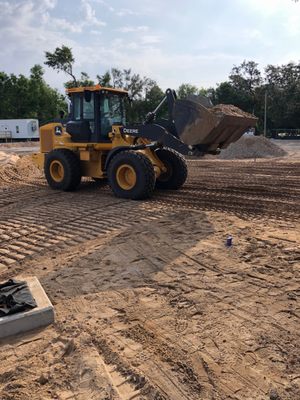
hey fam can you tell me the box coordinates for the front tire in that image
[107,151,155,199]
[155,148,187,190]
[45,149,81,191]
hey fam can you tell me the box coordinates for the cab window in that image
[100,94,125,137]
[83,93,95,133]
[73,95,81,121]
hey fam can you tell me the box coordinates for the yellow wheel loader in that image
[32,85,257,199]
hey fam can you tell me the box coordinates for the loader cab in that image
[66,85,128,143]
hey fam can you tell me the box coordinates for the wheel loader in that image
[32,85,257,199]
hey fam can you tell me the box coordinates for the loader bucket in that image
[173,99,258,152]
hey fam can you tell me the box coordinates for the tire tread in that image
[155,147,187,190]
[107,150,155,199]
[45,149,81,191]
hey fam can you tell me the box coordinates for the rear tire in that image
[155,148,187,190]
[45,149,81,191]
[107,151,155,199]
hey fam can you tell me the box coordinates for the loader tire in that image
[107,150,155,200]
[45,149,81,191]
[155,148,187,190]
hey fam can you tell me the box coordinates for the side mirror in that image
[84,90,92,102]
